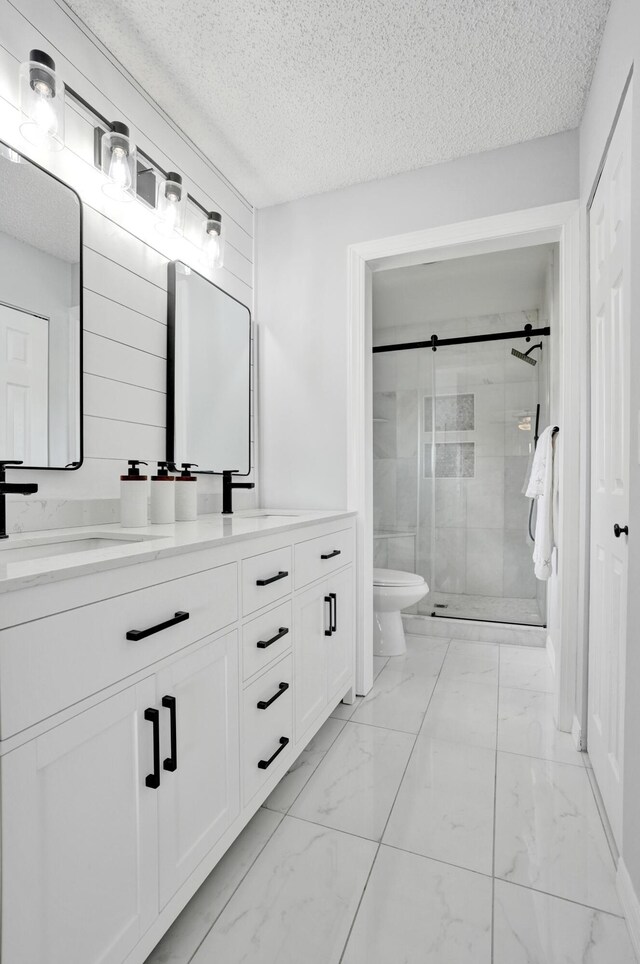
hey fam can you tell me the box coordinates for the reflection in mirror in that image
[0,140,82,469]
[167,262,251,475]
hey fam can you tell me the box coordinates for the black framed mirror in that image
[0,139,83,470]
[167,261,251,475]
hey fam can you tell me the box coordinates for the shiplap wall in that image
[0,0,257,527]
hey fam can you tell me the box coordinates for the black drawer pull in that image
[257,682,289,710]
[321,549,341,560]
[614,523,629,538]
[126,611,189,641]
[144,708,161,789]
[162,695,177,772]
[330,592,337,633]
[258,736,289,769]
[256,570,289,587]
[324,595,333,637]
[257,627,289,649]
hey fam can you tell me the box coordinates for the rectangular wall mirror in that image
[0,140,83,470]
[167,261,251,475]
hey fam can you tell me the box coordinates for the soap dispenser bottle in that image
[175,463,198,521]
[120,460,148,527]
[150,461,175,524]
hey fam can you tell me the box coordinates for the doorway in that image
[347,202,582,721]
[372,245,556,627]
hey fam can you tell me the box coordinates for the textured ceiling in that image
[64,0,610,207]
[0,154,80,262]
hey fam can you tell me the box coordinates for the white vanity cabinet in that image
[2,678,159,964]
[0,513,356,964]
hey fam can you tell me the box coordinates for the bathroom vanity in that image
[0,511,355,964]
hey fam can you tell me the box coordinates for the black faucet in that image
[0,461,39,539]
[221,470,255,515]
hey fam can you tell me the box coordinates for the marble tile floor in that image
[421,591,544,626]
[145,635,636,964]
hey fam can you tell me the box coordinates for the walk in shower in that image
[372,246,555,627]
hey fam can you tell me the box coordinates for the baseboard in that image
[617,858,640,959]
[546,633,556,674]
[571,714,585,751]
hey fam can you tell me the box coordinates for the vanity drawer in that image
[294,527,354,589]
[242,546,292,616]
[0,563,238,739]
[243,655,293,803]
[242,601,292,681]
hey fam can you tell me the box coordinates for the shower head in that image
[511,342,543,366]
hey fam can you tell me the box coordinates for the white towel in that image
[525,426,556,580]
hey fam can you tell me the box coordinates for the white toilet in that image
[373,568,429,657]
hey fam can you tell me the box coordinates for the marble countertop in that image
[0,509,355,594]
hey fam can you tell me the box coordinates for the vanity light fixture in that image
[18,49,65,151]
[156,171,186,237]
[100,121,136,202]
[203,211,225,268]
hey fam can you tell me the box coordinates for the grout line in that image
[336,638,451,962]
[183,811,285,963]
[494,876,627,920]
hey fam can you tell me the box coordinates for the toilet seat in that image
[373,567,425,588]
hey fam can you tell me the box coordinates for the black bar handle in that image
[256,571,289,587]
[324,595,333,637]
[126,611,189,641]
[144,708,161,789]
[162,695,177,771]
[258,736,289,769]
[257,626,289,649]
[330,592,337,633]
[614,523,629,538]
[321,549,341,560]
[257,682,289,710]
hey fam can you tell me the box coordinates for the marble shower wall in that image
[373,311,545,600]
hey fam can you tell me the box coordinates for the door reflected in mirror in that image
[167,262,251,475]
[0,140,82,469]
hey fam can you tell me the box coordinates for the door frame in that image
[347,201,584,733]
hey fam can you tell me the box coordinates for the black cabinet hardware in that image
[162,695,177,772]
[324,595,333,637]
[258,736,289,769]
[257,627,289,649]
[257,682,289,710]
[330,592,337,633]
[256,570,288,587]
[126,611,189,641]
[614,523,629,538]
[144,708,161,789]
[321,549,341,560]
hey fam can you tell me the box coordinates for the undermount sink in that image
[0,533,154,565]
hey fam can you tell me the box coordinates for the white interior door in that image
[0,303,49,464]
[588,86,632,847]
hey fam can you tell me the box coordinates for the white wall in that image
[579,0,640,910]
[0,0,256,529]
[256,130,579,510]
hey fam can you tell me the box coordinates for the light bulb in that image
[156,173,185,236]
[203,212,224,268]
[205,232,220,262]
[31,82,57,135]
[18,51,64,151]
[101,123,135,201]
[108,147,132,190]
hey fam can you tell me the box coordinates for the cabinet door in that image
[293,581,328,741]
[1,678,158,964]
[326,567,354,703]
[156,631,240,908]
